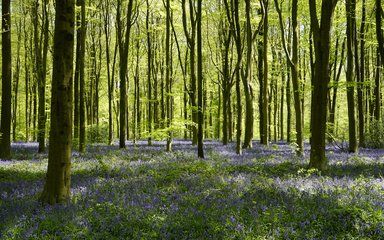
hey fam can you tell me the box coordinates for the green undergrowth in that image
[1,143,384,239]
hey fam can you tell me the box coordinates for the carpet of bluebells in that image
[1,140,384,239]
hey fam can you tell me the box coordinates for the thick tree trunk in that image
[309,0,338,172]
[41,0,75,205]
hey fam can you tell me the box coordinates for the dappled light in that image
[1,141,384,238]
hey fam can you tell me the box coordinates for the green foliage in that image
[87,123,109,144]
[366,119,384,149]
[2,142,384,239]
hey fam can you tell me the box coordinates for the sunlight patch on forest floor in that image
[1,140,384,239]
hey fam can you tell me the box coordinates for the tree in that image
[218,0,234,146]
[79,0,87,152]
[117,0,135,148]
[34,0,50,153]
[40,0,75,204]
[165,0,173,152]
[181,0,198,145]
[224,0,243,154]
[197,0,204,158]
[357,0,366,147]
[242,0,255,149]
[309,0,338,171]
[1,0,12,159]
[274,0,303,155]
[102,0,114,145]
[345,0,357,153]
[260,0,269,145]
[146,0,153,146]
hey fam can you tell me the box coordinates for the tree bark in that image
[146,0,152,146]
[345,0,357,153]
[117,0,134,148]
[1,0,12,159]
[274,0,303,155]
[309,0,338,172]
[79,0,86,153]
[358,0,366,147]
[242,0,254,149]
[260,0,269,145]
[41,0,75,205]
[197,0,204,158]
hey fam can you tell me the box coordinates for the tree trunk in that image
[181,0,198,145]
[165,0,173,152]
[374,50,381,121]
[146,0,152,145]
[117,0,134,148]
[242,0,254,149]
[197,0,204,158]
[309,0,338,172]
[41,0,75,205]
[103,0,113,145]
[274,0,303,155]
[12,21,21,142]
[1,0,12,159]
[358,0,366,147]
[79,0,86,153]
[260,0,269,145]
[345,0,357,153]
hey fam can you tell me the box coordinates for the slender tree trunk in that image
[165,0,173,152]
[118,0,134,148]
[34,0,49,153]
[346,0,357,152]
[146,0,152,145]
[279,51,285,141]
[74,0,81,145]
[274,0,303,155]
[358,0,366,147]
[41,0,75,205]
[181,0,198,145]
[79,0,86,152]
[376,0,384,68]
[197,0,204,158]
[242,0,254,149]
[1,0,12,159]
[374,0,383,121]
[12,20,21,142]
[374,50,381,121]
[260,0,269,145]
[328,38,345,142]
[103,0,113,145]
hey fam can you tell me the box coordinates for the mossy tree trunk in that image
[41,0,75,205]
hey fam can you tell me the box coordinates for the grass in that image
[1,140,384,239]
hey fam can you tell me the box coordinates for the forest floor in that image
[1,140,384,239]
